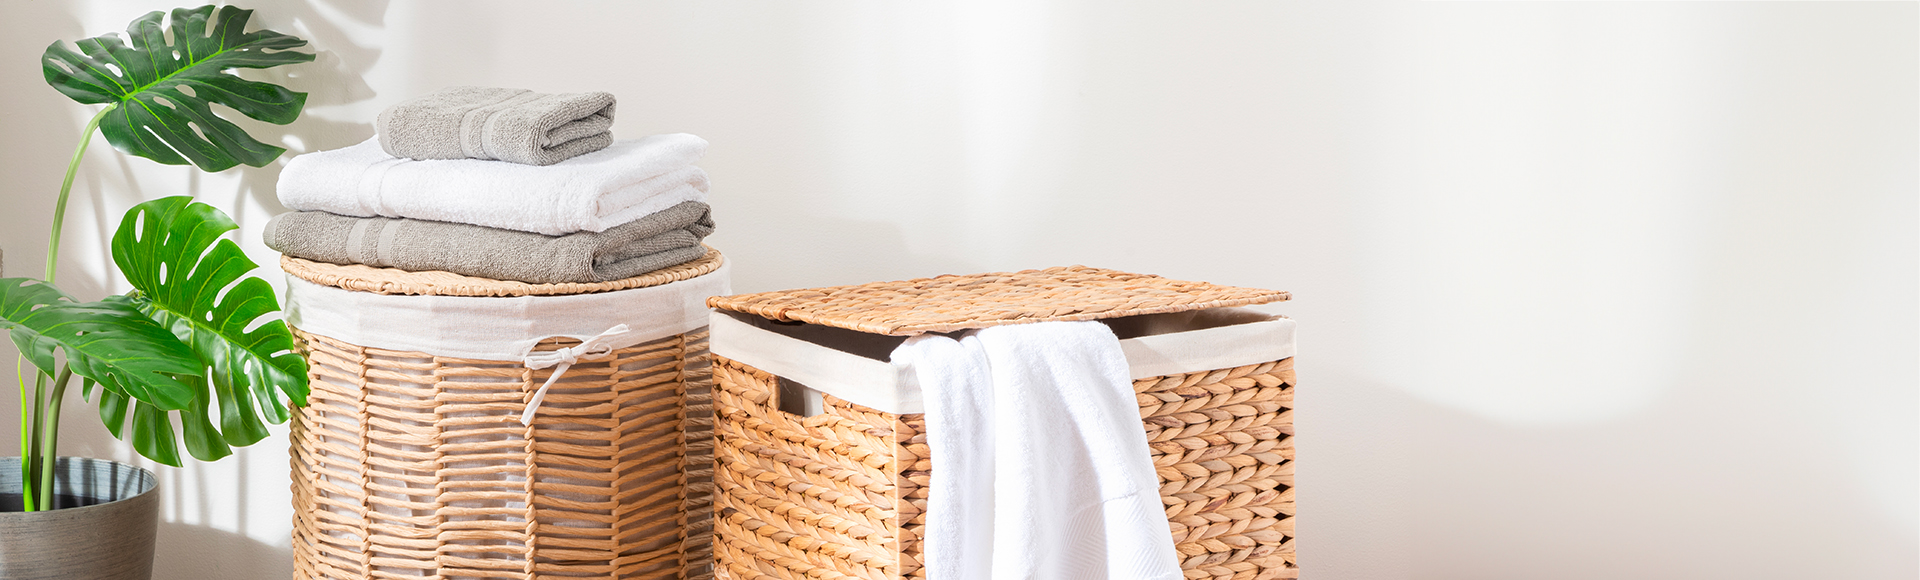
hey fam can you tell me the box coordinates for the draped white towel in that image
[519,324,633,425]
[894,321,1182,580]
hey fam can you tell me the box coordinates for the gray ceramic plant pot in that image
[0,457,158,580]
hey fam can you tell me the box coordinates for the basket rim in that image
[707,265,1288,336]
[281,246,724,297]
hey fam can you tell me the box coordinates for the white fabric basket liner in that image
[288,266,727,577]
[711,306,1295,414]
[284,261,732,361]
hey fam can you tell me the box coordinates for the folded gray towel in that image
[375,86,617,166]
[265,202,714,284]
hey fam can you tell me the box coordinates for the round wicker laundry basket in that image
[286,250,724,580]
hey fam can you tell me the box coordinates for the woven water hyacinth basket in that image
[287,249,726,580]
[705,266,1296,580]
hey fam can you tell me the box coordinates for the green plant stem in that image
[44,103,116,284]
[22,370,46,512]
[14,358,26,461]
[15,358,33,510]
[24,103,114,511]
[35,368,71,511]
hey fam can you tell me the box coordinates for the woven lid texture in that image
[708,265,1288,336]
[281,246,725,297]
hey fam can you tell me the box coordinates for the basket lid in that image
[708,265,1289,336]
[282,246,725,297]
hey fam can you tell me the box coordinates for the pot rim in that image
[0,455,159,514]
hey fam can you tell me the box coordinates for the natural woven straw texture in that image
[707,265,1289,336]
[710,357,1296,580]
[283,246,724,297]
[706,268,1294,580]
[288,257,718,580]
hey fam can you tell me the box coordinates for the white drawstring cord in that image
[518,324,632,426]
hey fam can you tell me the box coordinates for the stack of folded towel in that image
[268,87,715,285]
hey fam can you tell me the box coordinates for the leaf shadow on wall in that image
[220,0,390,235]
[69,0,390,291]
[65,0,390,373]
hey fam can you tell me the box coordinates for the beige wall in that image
[1,1,1913,578]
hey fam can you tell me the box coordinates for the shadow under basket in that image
[705,266,1297,580]
[285,250,726,580]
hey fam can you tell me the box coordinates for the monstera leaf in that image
[0,279,201,410]
[41,5,313,172]
[85,377,208,466]
[107,196,309,464]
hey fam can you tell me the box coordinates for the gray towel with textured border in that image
[265,202,713,284]
[376,86,616,166]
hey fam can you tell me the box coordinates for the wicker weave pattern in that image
[1145,358,1296,579]
[708,360,901,580]
[709,355,1296,580]
[706,266,1289,336]
[282,247,724,297]
[290,328,716,580]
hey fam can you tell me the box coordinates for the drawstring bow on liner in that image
[518,324,633,426]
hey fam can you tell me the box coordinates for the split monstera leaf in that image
[42,4,314,172]
[3,4,313,483]
[2,197,310,466]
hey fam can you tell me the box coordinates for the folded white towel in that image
[278,134,710,236]
[894,321,1182,580]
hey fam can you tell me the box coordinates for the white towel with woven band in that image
[894,321,1182,580]
[278,133,709,236]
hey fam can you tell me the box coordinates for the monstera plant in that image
[2,4,312,523]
